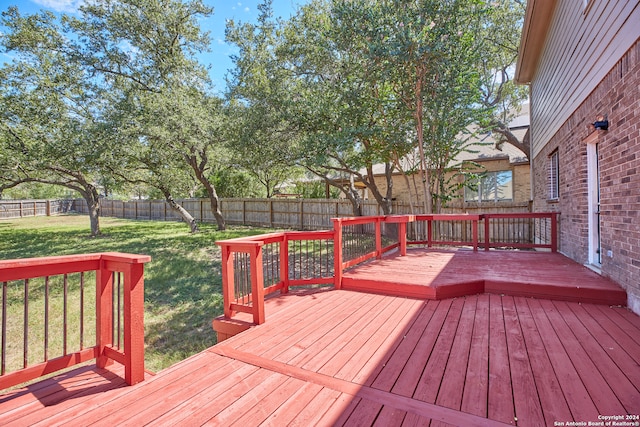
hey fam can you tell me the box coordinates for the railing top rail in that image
[284,230,335,240]
[481,212,559,219]
[332,216,385,226]
[216,232,284,246]
[414,214,482,221]
[0,253,151,282]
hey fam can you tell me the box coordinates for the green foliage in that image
[2,183,78,200]
[0,215,271,371]
[292,180,341,199]
[209,168,263,198]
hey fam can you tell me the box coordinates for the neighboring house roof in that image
[364,104,530,176]
[456,104,530,166]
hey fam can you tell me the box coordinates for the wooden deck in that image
[2,250,638,426]
[342,249,627,305]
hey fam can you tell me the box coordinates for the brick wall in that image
[532,40,640,313]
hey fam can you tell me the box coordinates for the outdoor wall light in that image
[593,115,609,130]
[593,119,609,130]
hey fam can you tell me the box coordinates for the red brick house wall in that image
[532,40,640,312]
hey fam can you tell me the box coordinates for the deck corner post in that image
[375,218,382,259]
[96,260,113,369]
[399,221,408,256]
[280,234,289,294]
[333,219,343,290]
[472,219,479,252]
[551,212,558,252]
[123,261,145,386]
[483,214,491,251]
[250,245,266,324]
[220,245,235,318]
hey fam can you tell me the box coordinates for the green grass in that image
[0,214,271,372]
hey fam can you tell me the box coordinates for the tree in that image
[280,0,410,215]
[478,0,530,159]
[66,0,227,230]
[0,8,119,236]
[225,1,302,199]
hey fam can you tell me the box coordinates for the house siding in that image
[532,40,640,313]
[530,0,640,158]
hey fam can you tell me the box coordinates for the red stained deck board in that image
[434,296,477,414]
[461,293,489,418]
[591,305,640,366]
[502,296,545,427]
[229,289,356,353]
[150,365,276,426]
[246,291,365,358]
[286,387,345,426]
[291,293,389,371]
[271,292,380,365]
[370,299,439,392]
[80,354,237,427]
[337,298,424,385]
[24,352,219,426]
[410,298,464,405]
[526,298,601,421]
[512,297,572,425]
[0,365,128,425]
[391,299,453,398]
[202,371,291,426]
[257,381,325,425]
[373,406,408,426]
[317,295,409,377]
[566,303,640,391]
[539,299,626,415]
[552,300,640,412]
[487,294,516,425]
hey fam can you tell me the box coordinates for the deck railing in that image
[217,212,559,325]
[217,231,335,325]
[0,253,150,391]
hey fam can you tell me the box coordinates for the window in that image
[465,171,513,202]
[549,150,560,200]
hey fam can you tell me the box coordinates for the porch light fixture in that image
[593,115,609,130]
[593,120,609,130]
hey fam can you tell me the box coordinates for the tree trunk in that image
[189,156,226,231]
[347,175,363,216]
[363,162,393,215]
[161,188,199,233]
[78,184,102,237]
[414,66,433,214]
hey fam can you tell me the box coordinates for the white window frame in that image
[465,170,513,203]
[549,150,560,201]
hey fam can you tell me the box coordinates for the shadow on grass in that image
[0,215,271,371]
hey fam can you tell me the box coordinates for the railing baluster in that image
[80,272,84,350]
[2,281,6,375]
[118,272,122,349]
[24,279,29,369]
[63,274,68,355]
[44,276,49,361]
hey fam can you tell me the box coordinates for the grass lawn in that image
[0,214,271,373]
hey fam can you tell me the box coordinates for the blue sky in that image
[0,0,307,92]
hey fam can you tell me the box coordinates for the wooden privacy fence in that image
[0,200,75,219]
[72,198,531,230]
[0,252,151,391]
[216,213,559,326]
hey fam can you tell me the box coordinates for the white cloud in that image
[244,7,250,12]
[31,0,84,13]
